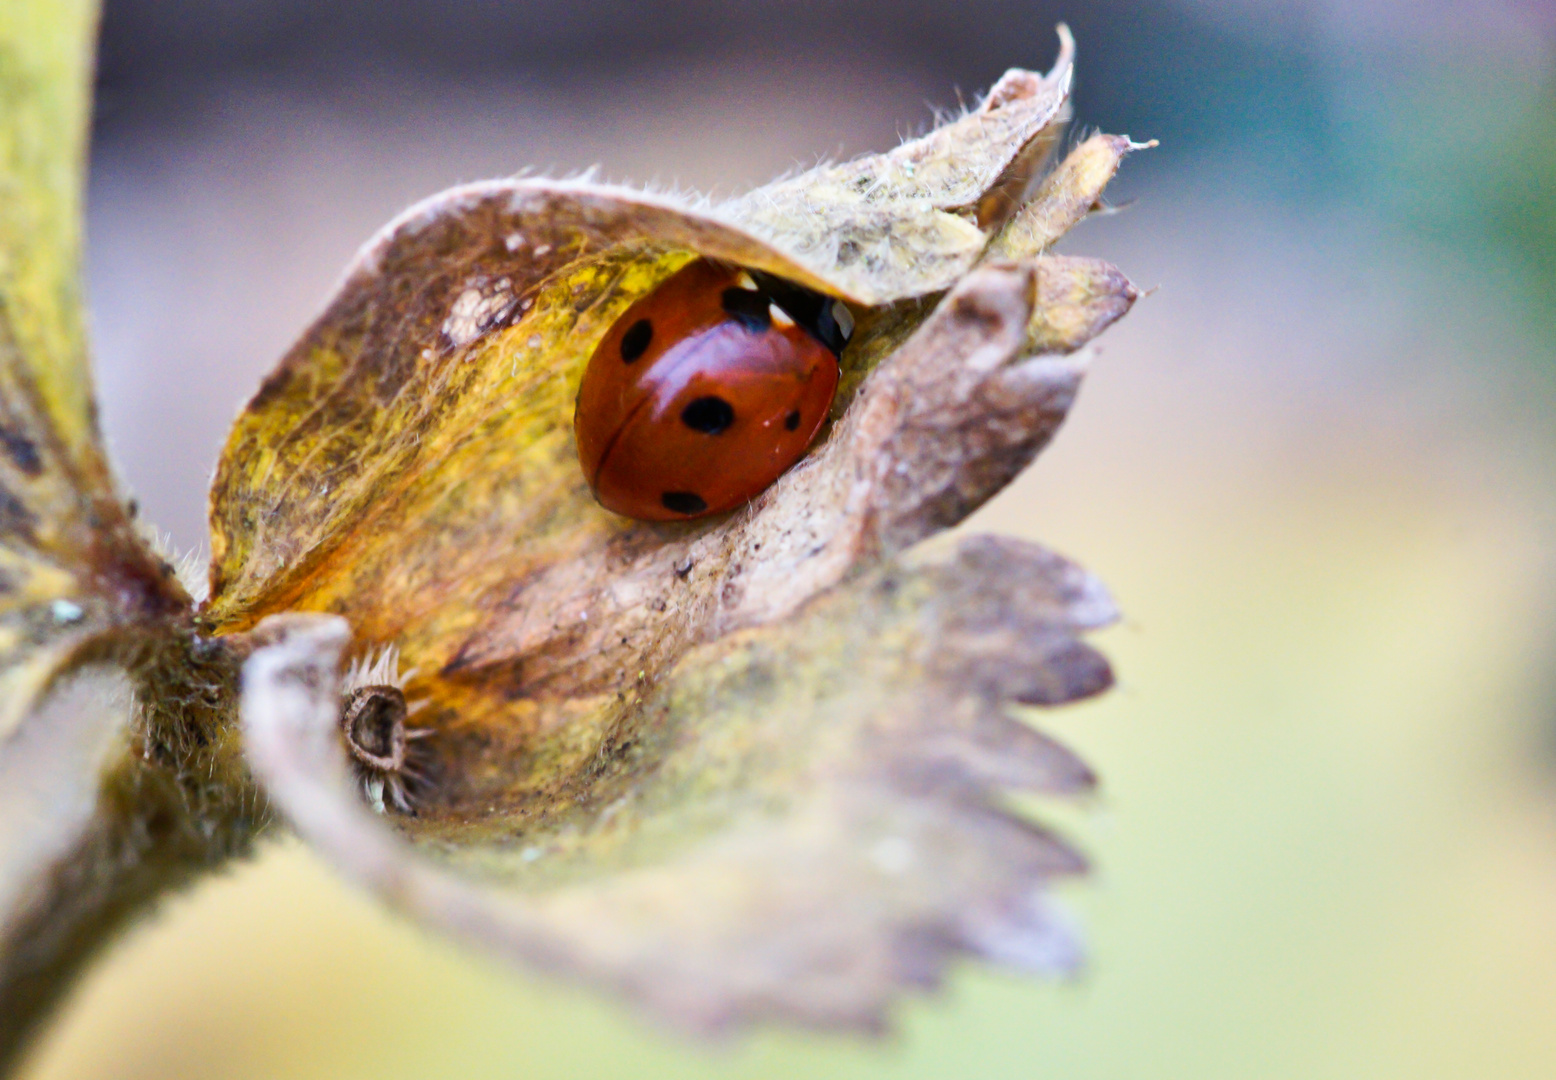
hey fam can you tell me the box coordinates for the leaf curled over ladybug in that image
[219,27,1144,1034]
[204,30,1096,626]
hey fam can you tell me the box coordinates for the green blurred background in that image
[20,0,1556,1076]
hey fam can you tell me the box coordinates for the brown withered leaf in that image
[244,537,1114,1031]
[987,132,1156,261]
[224,30,1144,1031]
[204,32,1084,627]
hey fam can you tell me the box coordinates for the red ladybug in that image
[574,258,854,521]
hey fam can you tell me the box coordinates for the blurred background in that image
[19,0,1556,1076]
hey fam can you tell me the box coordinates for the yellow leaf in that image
[0,5,213,1063]
[0,0,183,744]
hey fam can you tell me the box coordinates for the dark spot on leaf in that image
[661,491,707,516]
[681,397,735,435]
[784,410,801,431]
[0,487,36,540]
[720,288,771,332]
[620,319,653,363]
[0,427,42,476]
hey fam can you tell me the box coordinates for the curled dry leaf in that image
[986,131,1158,261]
[223,29,1149,1031]
[0,7,1154,1063]
[203,27,1088,624]
[246,537,1114,1030]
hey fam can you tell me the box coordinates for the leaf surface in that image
[205,36,1083,626]
[244,536,1113,1031]
[0,0,179,738]
[220,30,1143,1031]
[0,1,201,1061]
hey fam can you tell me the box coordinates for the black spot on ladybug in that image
[661,491,708,515]
[748,271,850,356]
[620,319,653,363]
[681,396,735,434]
[784,410,801,431]
[720,287,772,332]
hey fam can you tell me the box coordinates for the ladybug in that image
[574,258,855,521]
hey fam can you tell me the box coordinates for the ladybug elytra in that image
[574,258,854,521]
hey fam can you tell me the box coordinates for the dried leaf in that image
[215,29,1144,1031]
[204,35,1082,625]
[244,536,1113,1031]
[986,132,1156,260]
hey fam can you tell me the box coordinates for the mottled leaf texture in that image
[0,0,210,1064]
[0,0,121,745]
[245,537,1114,1032]
[0,0,165,912]
[223,28,1147,1033]
[204,29,1089,626]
